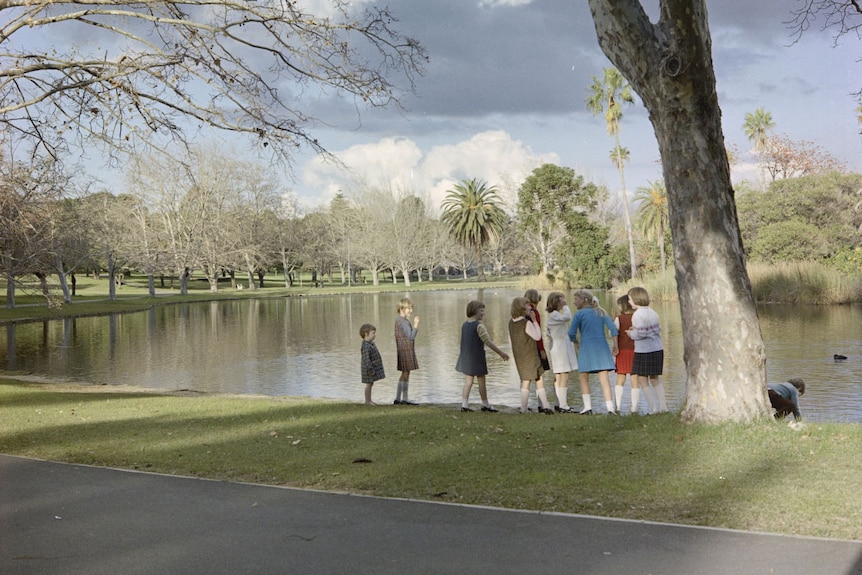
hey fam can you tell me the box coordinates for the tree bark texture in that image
[588,0,770,422]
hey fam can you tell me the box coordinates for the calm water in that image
[1,290,860,422]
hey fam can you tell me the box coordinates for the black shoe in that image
[393,400,402,405]
[578,409,593,415]
[480,406,498,413]
[539,407,555,415]
[460,407,474,412]
[554,405,563,413]
[401,400,418,405]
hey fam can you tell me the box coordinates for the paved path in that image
[1,455,860,575]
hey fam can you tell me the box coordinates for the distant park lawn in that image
[1,380,859,541]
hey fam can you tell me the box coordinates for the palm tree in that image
[609,145,630,171]
[743,108,775,154]
[587,67,637,279]
[440,178,507,281]
[634,180,669,273]
[743,108,775,187]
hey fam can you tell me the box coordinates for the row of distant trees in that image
[0,148,627,307]
[3,141,858,310]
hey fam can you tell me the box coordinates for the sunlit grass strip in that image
[1,381,859,540]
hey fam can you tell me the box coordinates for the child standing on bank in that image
[545,291,578,412]
[456,300,509,412]
[613,294,638,414]
[509,296,553,414]
[359,323,385,405]
[524,289,549,371]
[394,297,420,405]
[626,286,667,413]
[568,289,619,414]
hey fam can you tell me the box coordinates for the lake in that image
[1,289,859,422]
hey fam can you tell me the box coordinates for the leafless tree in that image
[1,0,425,165]
[0,152,66,307]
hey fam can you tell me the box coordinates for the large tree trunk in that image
[588,0,769,423]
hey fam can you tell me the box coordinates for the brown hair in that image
[628,286,650,307]
[466,300,485,318]
[524,288,541,305]
[359,323,376,338]
[546,292,565,313]
[787,378,806,395]
[510,296,530,319]
[616,294,634,315]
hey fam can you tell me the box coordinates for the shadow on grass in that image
[1,382,860,540]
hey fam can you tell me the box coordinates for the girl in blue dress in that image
[568,289,619,414]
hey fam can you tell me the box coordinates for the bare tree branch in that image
[0,0,426,166]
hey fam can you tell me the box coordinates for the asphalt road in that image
[1,454,860,575]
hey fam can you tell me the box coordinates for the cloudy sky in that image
[13,0,861,213]
[285,0,861,212]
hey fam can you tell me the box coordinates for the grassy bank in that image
[1,380,859,540]
[0,274,520,324]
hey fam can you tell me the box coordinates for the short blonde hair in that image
[397,297,414,313]
[510,296,530,319]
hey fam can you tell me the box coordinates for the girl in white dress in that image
[545,292,578,413]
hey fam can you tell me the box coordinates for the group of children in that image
[498,287,668,415]
[359,289,668,414]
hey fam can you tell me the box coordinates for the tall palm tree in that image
[587,67,637,279]
[609,145,630,171]
[634,180,669,273]
[440,178,507,281]
[743,108,775,187]
[742,108,775,154]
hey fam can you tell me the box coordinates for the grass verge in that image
[1,379,859,540]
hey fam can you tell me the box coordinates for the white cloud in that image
[298,131,558,213]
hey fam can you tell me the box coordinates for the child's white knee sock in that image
[580,393,592,414]
[655,382,668,412]
[630,387,641,414]
[520,388,530,413]
[614,385,624,411]
[555,385,569,410]
[644,385,658,413]
[537,388,550,410]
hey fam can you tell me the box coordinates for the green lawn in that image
[1,380,859,541]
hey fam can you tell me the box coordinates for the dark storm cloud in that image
[327,0,821,123]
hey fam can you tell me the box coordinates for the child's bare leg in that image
[364,384,375,405]
[579,372,592,414]
[461,376,474,410]
[477,375,489,403]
